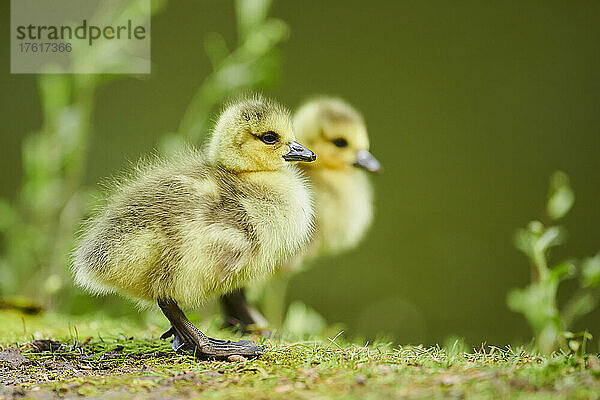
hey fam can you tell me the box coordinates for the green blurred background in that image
[1,0,599,347]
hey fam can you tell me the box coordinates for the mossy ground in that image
[0,309,599,399]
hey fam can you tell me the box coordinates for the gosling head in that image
[293,97,381,173]
[207,95,316,172]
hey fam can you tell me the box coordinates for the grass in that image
[0,309,599,399]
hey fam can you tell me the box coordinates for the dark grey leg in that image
[158,298,264,359]
[220,288,268,331]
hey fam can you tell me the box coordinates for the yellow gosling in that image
[294,97,380,258]
[72,95,316,358]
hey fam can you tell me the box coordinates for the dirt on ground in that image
[0,339,262,400]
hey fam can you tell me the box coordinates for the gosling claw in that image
[160,326,176,340]
[200,337,265,358]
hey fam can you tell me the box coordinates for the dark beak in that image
[354,149,381,173]
[283,141,317,162]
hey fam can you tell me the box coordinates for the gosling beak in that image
[354,149,381,173]
[283,141,317,162]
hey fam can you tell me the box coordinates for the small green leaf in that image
[581,253,600,287]
[513,227,536,259]
[528,221,544,234]
[568,339,580,352]
[507,282,559,334]
[536,226,566,254]
[562,291,596,327]
[235,0,273,37]
[547,171,574,220]
[562,331,575,339]
[550,261,576,282]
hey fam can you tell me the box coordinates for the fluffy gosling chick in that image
[221,97,380,328]
[73,95,316,358]
[293,97,380,257]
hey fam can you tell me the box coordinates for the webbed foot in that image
[158,300,264,359]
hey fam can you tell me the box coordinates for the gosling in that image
[293,97,380,256]
[72,95,316,358]
[221,97,380,328]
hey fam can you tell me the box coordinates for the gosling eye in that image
[332,138,348,148]
[259,131,279,145]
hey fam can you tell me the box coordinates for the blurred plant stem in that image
[0,74,96,307]
[0,0,163,310]
[164,0,288,151]
[507,172,600,354]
